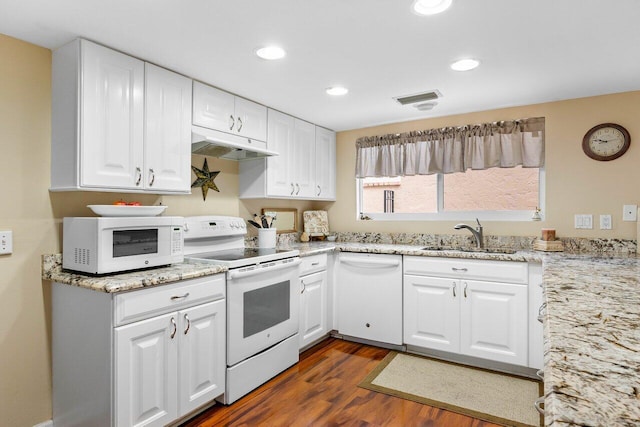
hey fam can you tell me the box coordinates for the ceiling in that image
[1,0,639,131]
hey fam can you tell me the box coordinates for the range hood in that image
[191,125,278,161]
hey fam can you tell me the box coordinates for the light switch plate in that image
[599,215,612,230]
[574,214,593,229]
[623,205,637,221]
[0,230,12,254]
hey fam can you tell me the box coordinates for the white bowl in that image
[87,205,167,217]
[326,235,337,242]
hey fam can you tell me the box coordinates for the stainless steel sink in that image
[419,246,516,254]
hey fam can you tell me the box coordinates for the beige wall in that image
[330,91,640,240]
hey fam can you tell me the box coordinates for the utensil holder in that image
[258,228,277,248]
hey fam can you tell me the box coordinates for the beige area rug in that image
[359,352,543,427]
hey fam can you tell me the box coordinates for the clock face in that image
[582,123,631,161]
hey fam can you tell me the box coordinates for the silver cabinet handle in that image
[183,313,190,335]
[290,183,295,195]
[537,302,547,323]
[229,114,235,131]
[317,185,321,196]
[295,183,300,195]
[135,167,142,186]
[300,279,306,294]
[148,168,155,186]
[463,282,468,298]
[452,282,457,297]
[452,267,468,272]
[536,369,544,380]
[170,292,190,301]
[237,117,243,132]
[311,262,320,266]
[170,317,177,339]
[534,397,544,415]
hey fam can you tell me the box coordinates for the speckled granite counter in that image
[291,242,640,426]
[43,242,640,425]
[540,253,640,427]
[42,254,227,293]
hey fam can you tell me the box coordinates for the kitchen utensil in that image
[261,215,269,228]
[248,220,262,229]
[265,215,273,228]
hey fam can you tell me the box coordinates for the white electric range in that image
[182,216,301,404]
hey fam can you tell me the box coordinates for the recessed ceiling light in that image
[326,86,348,96]
[256,46,286,60]
[450,58,480,71]
[412,0,453,16]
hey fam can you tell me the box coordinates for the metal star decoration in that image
[191,158,220,200]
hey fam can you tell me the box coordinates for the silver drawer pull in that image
[171,292,190,301]
[451,267,468,272]
[534,397,544,415]
[170,317,177,339]
[184,313,190,335]
[311,262,320,266]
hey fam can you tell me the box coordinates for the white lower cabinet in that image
[337,253,403,345]
[52,275,226,427]
[404,256,529,367]
[298,254,330,350]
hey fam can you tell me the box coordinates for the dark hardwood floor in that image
[181,338,502,427]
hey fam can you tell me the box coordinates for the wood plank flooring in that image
[181,338,503,427]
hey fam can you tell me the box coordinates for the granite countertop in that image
[43,242,640,425]
[42,254,227,293]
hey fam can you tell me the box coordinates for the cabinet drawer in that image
[114,274,225,326]
[300,254,327,276]
[403,256,528,284]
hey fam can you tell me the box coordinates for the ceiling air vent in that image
[394,90,442,105]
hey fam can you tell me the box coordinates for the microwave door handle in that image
[227,258,301,280]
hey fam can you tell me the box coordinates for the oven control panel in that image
[183,216,247,240]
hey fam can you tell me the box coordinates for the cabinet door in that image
[234,97,267,141]
[337,254,403,344]
[404,275,460,352]
[192,82,235,133]
[144,64,192,192]
[460,280,528,366]
[299,271,328,349]
[178,300,226,416]
[315,127,336,200]
[81,40,144,189]
[266,109,295,197]
[293,119,316,198]
[115,312,178,427]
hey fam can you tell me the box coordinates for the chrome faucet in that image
[454,218,484,249]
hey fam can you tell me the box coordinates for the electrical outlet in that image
[600,215,612,230]
[0,230,12,254]
[574,214,593,229]
[622,205,637,221]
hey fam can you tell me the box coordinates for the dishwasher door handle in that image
[228,258,301,280]
[339,257,401,269]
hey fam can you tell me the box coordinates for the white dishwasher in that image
[336,253,403,345]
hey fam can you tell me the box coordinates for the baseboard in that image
[33,421,53,427]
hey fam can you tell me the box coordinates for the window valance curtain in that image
[355,117,545,178]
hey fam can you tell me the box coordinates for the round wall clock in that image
[582,123,631,161]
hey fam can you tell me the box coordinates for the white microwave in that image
[63,216,184,274]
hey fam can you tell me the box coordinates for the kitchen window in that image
[355,117,545,221]
[357,166,544,221]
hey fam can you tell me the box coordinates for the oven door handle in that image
[228,258,301,280]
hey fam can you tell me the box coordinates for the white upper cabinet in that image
[144,64,192,192]
[238,109,336,200]
[51,39,191,194]
[314,127,336,200]
[192,81,267,142]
